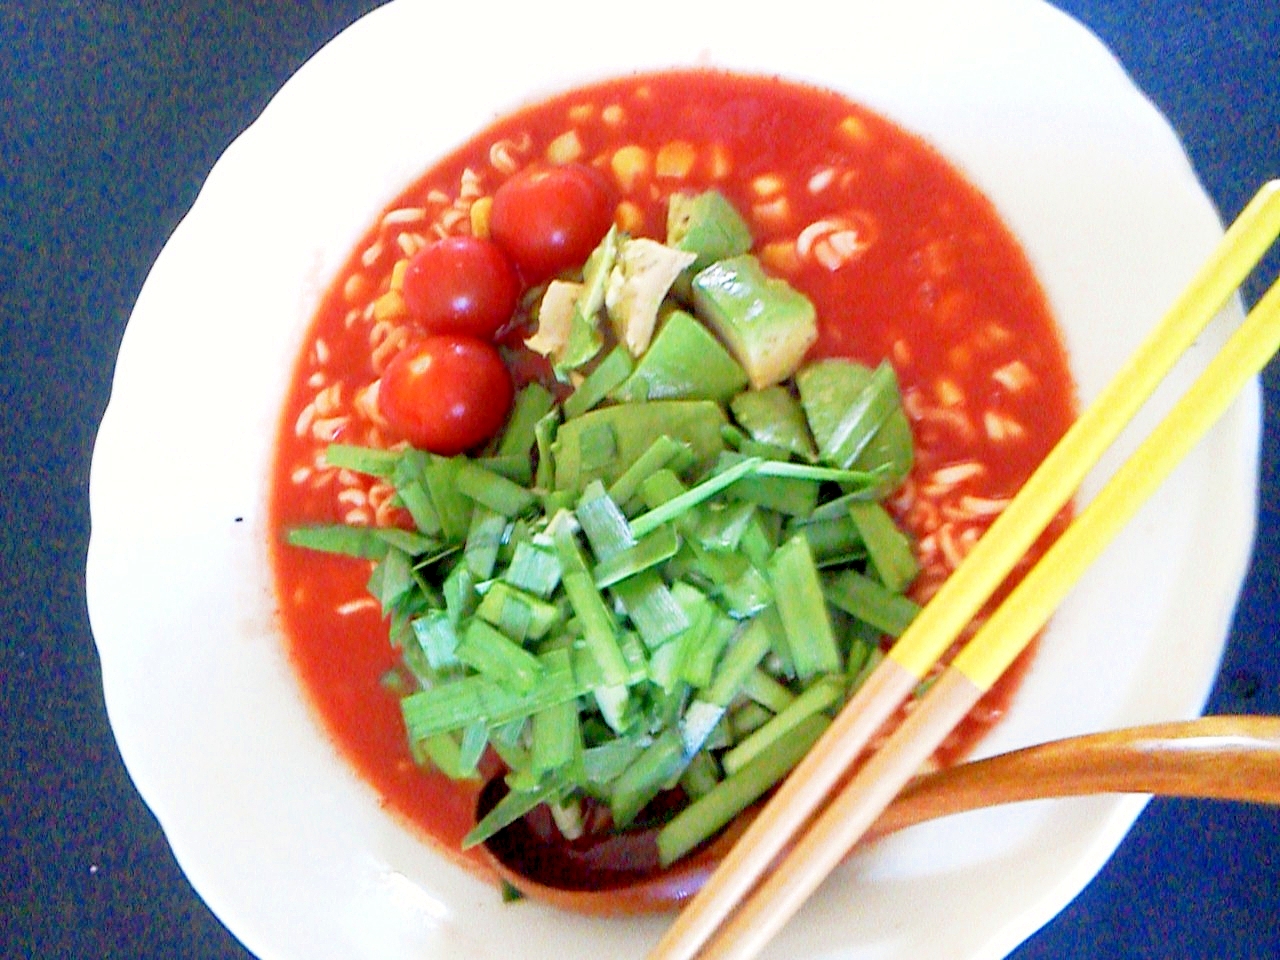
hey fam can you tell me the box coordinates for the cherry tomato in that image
[377,335,513,456]
[401,235,520,340]
[489,163,615,283]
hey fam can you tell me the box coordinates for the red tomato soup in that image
[268,71,1075,878]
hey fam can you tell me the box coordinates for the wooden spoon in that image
[479,715,1280,915]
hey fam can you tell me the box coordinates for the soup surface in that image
[269,70,1075,880]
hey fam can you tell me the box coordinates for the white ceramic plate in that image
[87,1,1259,958]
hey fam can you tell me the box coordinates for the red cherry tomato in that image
[378,335,513,456]
[489,163,615,283]
[401,235,520,340]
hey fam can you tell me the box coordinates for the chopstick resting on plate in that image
[649,179,1280,960]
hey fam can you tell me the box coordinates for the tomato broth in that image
[269,70,1076,881]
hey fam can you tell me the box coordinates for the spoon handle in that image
[867,715,1280,841]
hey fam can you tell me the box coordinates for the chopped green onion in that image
[630,456,762,538]
[563,345,634,419]
[656,713,828,866]
[455,619,544,694]
[847,500,919,593]
[823,567,921,637]
[767,535,841,680]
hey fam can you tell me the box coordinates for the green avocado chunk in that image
[613,309,749,404]
[691,255,818,390]
[667,191,754,274]
[550,400,728,493]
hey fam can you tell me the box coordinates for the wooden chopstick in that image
[648,179,1280,960]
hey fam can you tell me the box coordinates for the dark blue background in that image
[2,2,1276,957]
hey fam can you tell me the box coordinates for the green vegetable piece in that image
[721,674,844,775]
[530,697,582,777]
[497,382,556,461]
[678,609,739,690]
[610,728,687,828]
[400,648,580,738]
[593,525,681,589]
[729,386,817,460]
[563,345,635,420]
[796,358,913,486]
[551,400,728,494]
[462,780,559,849]
[411,610,460,670]
[666,190,753,275]
[691,254,818,390]
[612,309,748,404]
[456,619,544,694]
[768,535,841,680]
[533,406,561,492]
[420,455,472,543]
[656,713,828,866]
[607,434,694,508]
[418,731,483,782]
[456,459,537,517]
[368,547,415,613]
[792,513,867,567]
[741,667,795,713]
[463,505,507,581]
[502,539,562,598]
[287,523,405,560]
[824,567,921,637]
[630,455,761,539]
[476,581,562,642]
[847,500,919,593]
[322,443,401,478]
[702,616,773,707]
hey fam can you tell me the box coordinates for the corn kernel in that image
[568,104,594,124]
[601,104,625,127]
[759,240,800,274]
[752,173,785,198]
[615,200,645,234]
[389,258,409,292]
[546,129,584,165]
[837,115,872,146]
[373,289,408,322]
[470,196,493,238]
[707,142,732,180]
[655,140,696,179]
[611,145,651,193]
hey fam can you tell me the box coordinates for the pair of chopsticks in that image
[651,179,1280,960]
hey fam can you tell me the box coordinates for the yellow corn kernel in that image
[707,142,732,180]
[838,115,872,146]
[546,129,584,165]
[751,173,785,198]
[470,196,493,239]
[759,240,800,275]
[655,140,696,179]
[615,200,645,234]
[601,104,626,127]
[934,377,964,408]
[611,145,651,193]
[373,289,408,322]
[568,103,594,124]
[389,258,409,292]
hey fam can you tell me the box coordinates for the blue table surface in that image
[2,1,1276,957]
